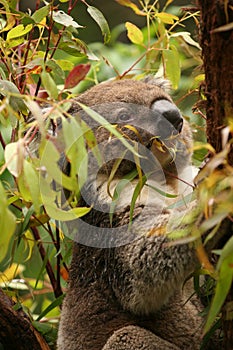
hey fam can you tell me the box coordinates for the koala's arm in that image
[102,325,180,350]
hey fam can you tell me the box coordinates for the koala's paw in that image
[102,325,180,350]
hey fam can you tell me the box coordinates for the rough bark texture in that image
[198,1,233,348]
[198,0,233,157]
[0,289,50,350]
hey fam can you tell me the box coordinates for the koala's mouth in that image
[147,138,166,153]
[146,132,179,153]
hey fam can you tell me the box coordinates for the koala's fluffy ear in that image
[142,76,171,93]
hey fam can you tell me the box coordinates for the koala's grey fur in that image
[57,78,218,350]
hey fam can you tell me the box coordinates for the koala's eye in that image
[119,113,132,122]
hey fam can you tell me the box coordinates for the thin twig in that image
[31,226,62,298]
[0,132,6,149]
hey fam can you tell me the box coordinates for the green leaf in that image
[0,182,16,263]
[0,80,27,113]
[216,235,233,270]
[36,294,65,321]
[58,42,86,57]
[45,203,91,221]
[46,60,65,80]
[6,24,33,40]
[87,6,111,44]
[146,183,178,198]
[129,175,147,223]
[125,22,144,45]
[32,320,56,340]
[25,57,44,70]
[62,117,88,189]
[31,5,50,23]
[204,253,233,334]
[39,139,76,191]
[163,46,180,89]
[39,163,91,221]
[22,160,42,213]
[53,10,83,28]
[41,71,58,99]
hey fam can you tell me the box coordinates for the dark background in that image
[19,1,196,42]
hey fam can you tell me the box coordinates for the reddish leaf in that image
[64,64,91,89]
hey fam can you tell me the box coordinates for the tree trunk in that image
[198,0,233,156]
[0,289,50,350]
[197,1,233,348]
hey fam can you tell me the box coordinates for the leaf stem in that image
[31,226,62,299]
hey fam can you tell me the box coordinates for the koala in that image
[56,77,214,350]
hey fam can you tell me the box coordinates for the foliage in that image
[0,0,231,348]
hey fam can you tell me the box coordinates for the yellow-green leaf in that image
[115,0,145,16]
[125,22,144,45]
[155,12,179,24]
[163,46,180,89]
[0,263,24,284]
[23,230,35,261]
[56,59,74,71]
[0,0,16,32]
[7,24,33,40]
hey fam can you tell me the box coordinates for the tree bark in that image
[0,289,50,350]
[198,0,233,157]
[198,1,233,348]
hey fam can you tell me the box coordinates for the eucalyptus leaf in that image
[163,46,180,89]
[204,254,233,334]
[53,10,83,28]
[87,6,110,44]
[6,24,33,40]
[0,80,27,113]
[32,5,50,23]
[0,182,16,263]
[41,70,58,99]
[125,22,144,45]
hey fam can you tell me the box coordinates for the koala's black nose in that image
[152,99,183,133]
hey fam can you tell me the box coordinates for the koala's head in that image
[70,77,192,176]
